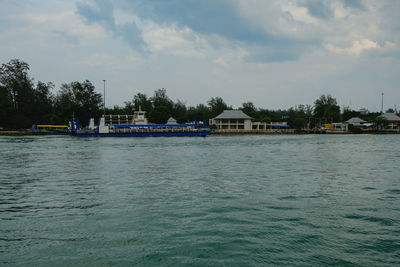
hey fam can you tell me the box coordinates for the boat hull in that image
[74,131,209,137]
[33,130,69,135]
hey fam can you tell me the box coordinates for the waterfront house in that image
[345,117,366,126]
[209,110,292,133]
[209,110,253,130]
[167,117,177,124]
[345,117,373,129]
[377,113,400,129]
[325,123,349,133]
[252,121,290,130]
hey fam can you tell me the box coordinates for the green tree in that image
[292,118,307,129]
[151,88,173,112]
[374,116,388,130]
[313,94,337,116]
[0,59,48,128]
[260,116,272,123]
[342,107,361,122]
[106,105,131,115]
[148,106,170,124]
[208,97,229,117]
[186,104,211,122]
[241,102,256,117]
[0,84,12,127]
[313,94,340,124]
[31,81,55,124]
[132,92,152,113]
[323,105,341,123]
[195,104,211,121]
[172,100,187,123]
[55,80,102,125]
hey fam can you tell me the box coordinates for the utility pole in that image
[103,80,106,117]
[14,91,18,111]
[381,92,384,114]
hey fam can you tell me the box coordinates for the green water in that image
[1,135,399,266]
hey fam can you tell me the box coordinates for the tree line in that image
[0,59,394,129]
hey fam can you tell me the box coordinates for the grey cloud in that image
[75,0,323,62]
[76,0,115,30]
[302,0,334,20]
[341,0,365,10]
[76,0,146,51]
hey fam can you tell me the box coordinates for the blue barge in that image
[70,108,210,137]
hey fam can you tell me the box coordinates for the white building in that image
[345,117,366,126]
[345,117,373,128]
[378,113,400,129]
[252,121,289,130]
[325,123,349,132]
[166,117,177,124]
[209,110,253,130]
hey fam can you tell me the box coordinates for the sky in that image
[1,0,399,112]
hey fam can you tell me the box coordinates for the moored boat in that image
[32,124,69,135]
[70,108,210,137]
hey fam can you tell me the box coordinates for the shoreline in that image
[210,131,400,135]
[1,130,399,136]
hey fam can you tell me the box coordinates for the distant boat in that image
[70,108,210,137]
[32,124,69,135]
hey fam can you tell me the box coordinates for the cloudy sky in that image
[1,0,399,111]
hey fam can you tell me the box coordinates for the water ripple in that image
[1,135,399,265]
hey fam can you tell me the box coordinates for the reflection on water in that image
[0,135,399,265]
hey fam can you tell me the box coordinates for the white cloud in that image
[113,7,142,27]
[213,47,248,69]
[1,0,399,112]
[7,10,107,48]
[326,38,379,56]
[282,4,318,24]
[142,23,208,58]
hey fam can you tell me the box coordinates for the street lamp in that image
[381,92,384,114]
[14,91,18,111]
[103,80,106,117]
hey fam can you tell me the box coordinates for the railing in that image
[109,126,200,134]
[212,129,295,134]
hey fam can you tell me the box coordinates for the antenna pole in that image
[103,80,106,117]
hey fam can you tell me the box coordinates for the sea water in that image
[1,135,399,266]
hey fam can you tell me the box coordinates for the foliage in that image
[105,105,131,115]
[323,105,341,123]
[55,80,102,126]
[313,94,341,124]
[131,92,152,112]
[241,102,256,118]
[0,58,391,130]
[172,100,187,123]
[348,124,362,133]
[186,104,211,122]
[208,97,230,118]
[292,118,307,129]
[0,59,55,128]
[260,116,271,123]
[148,106,170,124]
[374,116,388,130]
[151,88,173,112]
[342,108,361,122]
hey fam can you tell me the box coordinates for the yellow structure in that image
[36,125,68,128]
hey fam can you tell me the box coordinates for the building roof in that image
[167,117,177,124]
[378,113,400,122]
[345,117,367,124]
[213,110,253,120]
